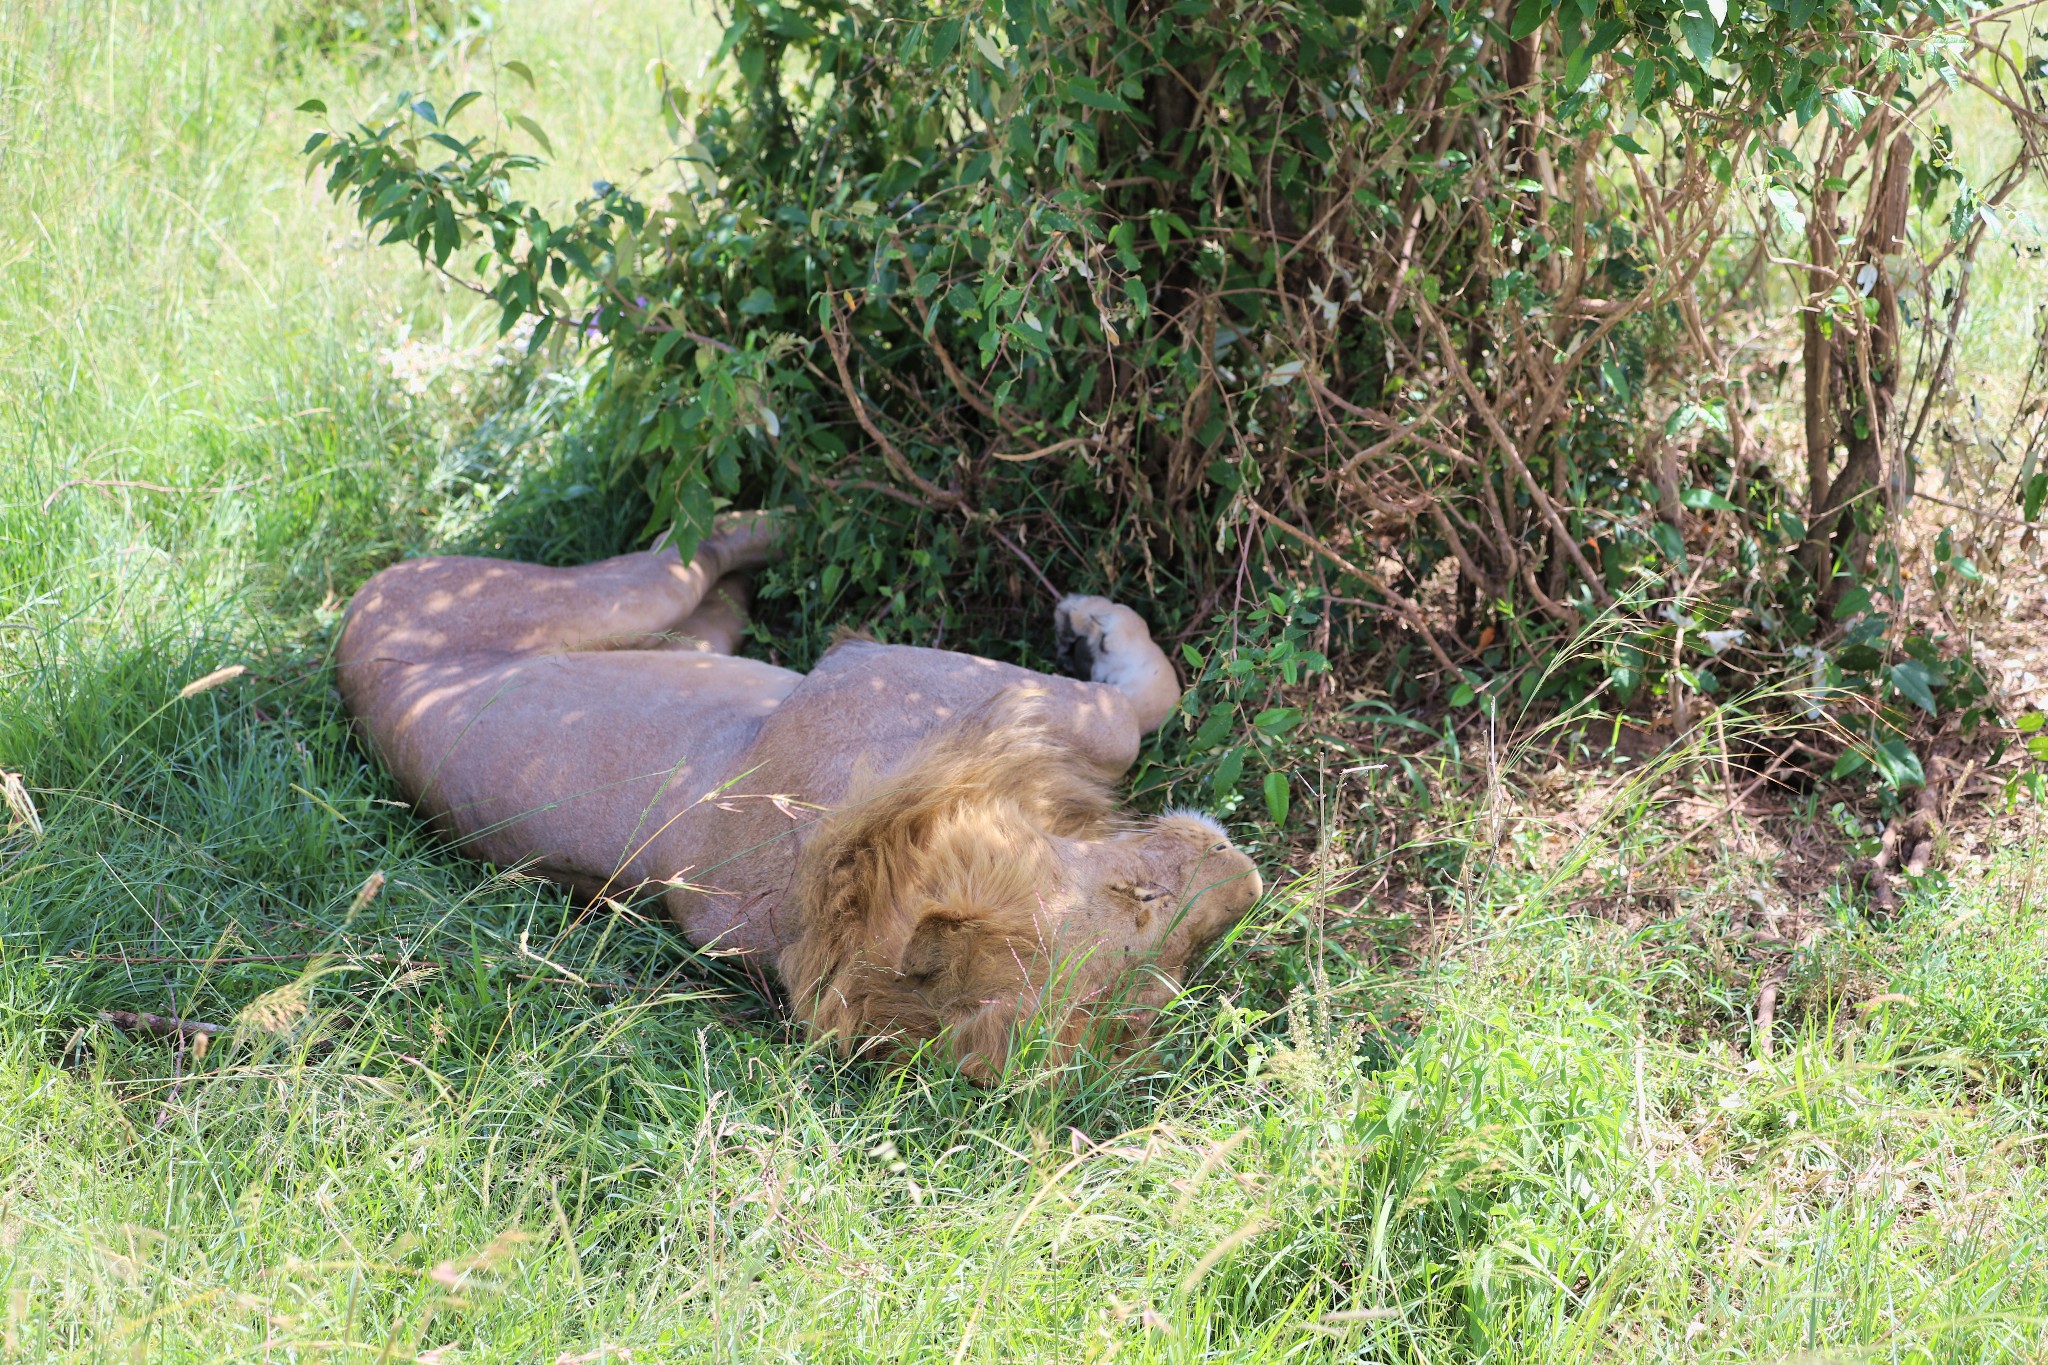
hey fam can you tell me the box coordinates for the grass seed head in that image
[236,981,310,1036]
[177,664,246,698]
[0,773,40,839]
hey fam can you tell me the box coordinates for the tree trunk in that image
[1803,131,1912,599]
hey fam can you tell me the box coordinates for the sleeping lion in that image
[335,512,1262,1078]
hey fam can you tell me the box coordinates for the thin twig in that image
[822,290,966,510]
[1912,489,2034,529]
[987,437,1100,463]
[1409,292,1611,606]
[987,526,1062,601]
[1244,499,1459,674]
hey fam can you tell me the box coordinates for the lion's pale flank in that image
[334,512,1261,1078]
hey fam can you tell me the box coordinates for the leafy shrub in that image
[299,0,2048,823]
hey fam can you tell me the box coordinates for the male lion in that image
[335,512,1262,1077]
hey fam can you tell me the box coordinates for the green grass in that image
[4,1,2048,1360]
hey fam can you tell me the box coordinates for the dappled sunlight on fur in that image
[337,517,1263,1080]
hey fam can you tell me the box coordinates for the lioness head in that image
[780,713,1262,1080]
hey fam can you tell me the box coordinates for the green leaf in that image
[1060,76,1133,113]
[510,114,554,158]
[1211,746,1245,798]
[1448,681,1477,707]
[1252,706,1301,735]
[2021,471,2048,522]
[1599,358,1630,400]
[1680,486,1739,512]
[1767,185,1807,234]
[1889,659,1939,714]
[1830,747,1870,779]
[296,99,328,114]
[444,90,485,124]
[1675,12,1716,62]
[1263,770,1291,825]
[1509,0,1552,40]
[1193,708,1236,750]
[431,200,460,266]
[1873,738,1925,788]
[1612,132,1649,155]
[1563,44,1592,94]
[1585,17,1627,54]
[2017,711,2046,734]
[501,60,536,89]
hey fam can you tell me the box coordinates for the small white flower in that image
[1702,628,1746,654]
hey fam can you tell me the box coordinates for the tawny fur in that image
[335,514,1263,1079]
[780,697,1122,1075]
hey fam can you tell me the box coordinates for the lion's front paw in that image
[1054,595,1113,680]
[1055,595,1167,684]
[1054,595,1181,731]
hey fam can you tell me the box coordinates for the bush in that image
[299,0,2048,824]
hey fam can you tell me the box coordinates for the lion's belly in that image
[368,649,801,902]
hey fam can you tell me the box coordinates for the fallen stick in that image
[1753,972,1783,1059]
[100,1010,227,1040]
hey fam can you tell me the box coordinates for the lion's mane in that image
[778,692,1121,1074]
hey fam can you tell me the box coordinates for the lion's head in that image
[779,702,1263,1080]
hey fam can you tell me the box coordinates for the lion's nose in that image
[1183,849,1260,924]
[1241,863,1265,903]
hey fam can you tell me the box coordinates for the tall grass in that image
[2,1,2047,1360]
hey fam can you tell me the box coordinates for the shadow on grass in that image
[1,601,1305,1155]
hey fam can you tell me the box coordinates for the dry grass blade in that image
[177,665,246,699]
[1178,1213,1275,1293]
[1,771,41,838]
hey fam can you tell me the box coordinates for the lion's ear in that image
[899,905,994,987]
[898,904,1037,1084]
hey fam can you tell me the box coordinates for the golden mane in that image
[778,692,1120,1074]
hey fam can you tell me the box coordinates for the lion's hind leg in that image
[656,574,753,655]
[338,512,784,668]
